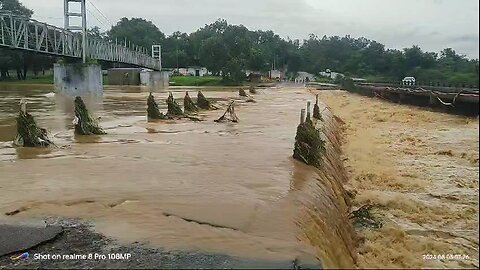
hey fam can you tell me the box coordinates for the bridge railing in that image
[0,12,160,70]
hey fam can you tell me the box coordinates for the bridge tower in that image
[64,0,87,63]
[55,0,102,96]
[152,45,162,70]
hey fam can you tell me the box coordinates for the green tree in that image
[0,0,35,80]
[0,0,33,17]
[108,18,165,50]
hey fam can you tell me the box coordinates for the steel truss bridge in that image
[0,11,161,70]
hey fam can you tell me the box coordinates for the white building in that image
[295,72,315,84]
[319,69,344,80]
[402,76,416,86]
[175,67,209,77]
[269,70,283,80]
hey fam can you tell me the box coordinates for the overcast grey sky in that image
[23,0,479,58]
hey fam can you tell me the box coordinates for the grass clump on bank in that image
[74,97,105,135]
[170,76,223,86]
[0,75,54,85]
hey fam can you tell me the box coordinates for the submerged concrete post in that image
[54,63,103,96]
[306,101,311,121]
[300,109,306,124]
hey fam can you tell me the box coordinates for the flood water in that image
[314,90,479,269]
[0,84,355,268]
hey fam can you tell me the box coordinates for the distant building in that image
[269,69,284,81]
[402,76,416,86]
[319,69,344,80]
[189,66,209,77]
[295,72,315,84]
[174,67,209,77]
[247,72,265,83]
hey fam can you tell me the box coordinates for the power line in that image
[86,7,109,30]
[86,0,114,26]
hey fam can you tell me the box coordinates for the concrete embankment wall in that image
[295,102,358,268]
[348,84,479,116]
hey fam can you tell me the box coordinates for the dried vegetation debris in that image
[74,96,105,135]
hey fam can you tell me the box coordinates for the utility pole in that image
[64,0,87,63]
[176,36,179,71]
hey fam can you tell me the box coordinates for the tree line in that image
[1,0,479,86]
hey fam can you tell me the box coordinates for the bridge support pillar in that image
[54,63,103,96]
[140,70,169,88]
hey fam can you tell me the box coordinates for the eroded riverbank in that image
[315,90,479,269]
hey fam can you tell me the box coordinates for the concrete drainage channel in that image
[0,219,322,269]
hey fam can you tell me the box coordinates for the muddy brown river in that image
[0,84,356,268]
[0,84,478,269]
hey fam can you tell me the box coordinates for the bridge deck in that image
[0,12,160,70]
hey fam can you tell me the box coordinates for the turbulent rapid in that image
[314,90,479,269]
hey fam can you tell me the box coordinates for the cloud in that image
[21,0,479,58]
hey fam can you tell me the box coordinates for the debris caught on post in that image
[147,92,167,120]
[166,92,183,116]
[183,91,198,113]
[239,88,248,97]
[313,94,322,120]
[197,91,211,110]
[74,96,106,135]
[215,101,239,123]
[14,99,53,147]
[349,205,382,229]
[293,110,325,167]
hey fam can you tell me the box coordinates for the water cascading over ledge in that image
[293,98,357,269]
